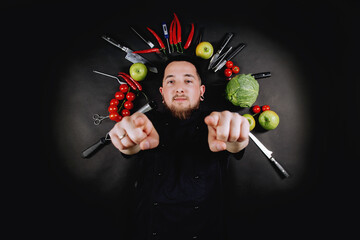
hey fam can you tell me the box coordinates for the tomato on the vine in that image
[252,105,261,114]
[126,92,136,101]
[232,66,240,74]
[109,112,122,122]
[119,84,129,93]
[115,91,125,100]
[225,61,233,69]
[262,105,270,112]
[121,109,131,117]
[224,68,232,77]
[124,101,134,110]
[110,99,119,106]
[108,105,118,113]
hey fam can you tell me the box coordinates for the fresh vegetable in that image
[126,92,136,101]
[195,42,213,59]
[169,19,174,52]
[115,91,125,100]
[109,112,122,122]
[146,27,166,52]
[252,105,261,114]
[232,66,240,74]
[225,74,259,107]
[118,72,143,91]
[121,109,131,117]
[108,105,118,113]
[124,101,134,110]
[110,99,119,106]
[119,84,129,93]
[224,68,232,77]
[133,48,160,54]
[173,13,183,53]
[262,105,270,112]
[184,23,194,50]
[226,61,233,69]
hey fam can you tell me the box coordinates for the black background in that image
[3,0,359,239]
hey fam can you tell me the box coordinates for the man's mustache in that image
[172,95,189,100]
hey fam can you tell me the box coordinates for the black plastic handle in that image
[81,137,109,158]
[252,72,271,79]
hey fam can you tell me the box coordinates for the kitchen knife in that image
[213,43,246,72]
[248,132,290,178]
[81,101,157,158]
[102,35,158,73]
[130,27,155,48]
[208,33,234,69]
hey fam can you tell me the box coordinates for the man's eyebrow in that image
[184,74,195,78]
[164,74,174,80]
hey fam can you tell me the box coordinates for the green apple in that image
[243,114,256,131]
[258,110,280,130]
[129,63,147,81]
[195,42,214,59]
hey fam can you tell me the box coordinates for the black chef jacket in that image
[124,107,245,240]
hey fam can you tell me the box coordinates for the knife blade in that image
[130,27,155,48]
[214,43,246,72]
[248,132,290,178]
[102,35,158,73]
[208,33,234,69]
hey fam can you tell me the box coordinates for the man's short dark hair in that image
[160,55,206,85]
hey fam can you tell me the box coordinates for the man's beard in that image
[163,95,200,120]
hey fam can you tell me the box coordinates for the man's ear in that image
[200,85,205,96]
[159,87,163,95]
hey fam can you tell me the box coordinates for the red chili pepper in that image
[119,72,142,91]
[173,13,181,44]
[133,48,160,54]
[184,23,194,50]
[171,19,178,45]
[118,73,137,90]
[169,19,174,52]
[146,27,166,50]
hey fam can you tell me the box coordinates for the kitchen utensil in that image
[81,101,157,158]
[213,43,246,72]
[208,33,234,69]
[102,35,158,73]
[249,132,290,178]
[130,26,155,48]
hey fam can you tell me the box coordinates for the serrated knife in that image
[102,35,158,73]
[249,132,290,178]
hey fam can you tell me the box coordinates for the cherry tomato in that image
[262,105,270,112]
[224,68,233,77]
[126,92,136,101]
[121,109,131,117]
[109,112,122,122]
[115,91,125,100]
[252,105,261,114]
[232,66,240,74]
[110,99,119,106]
[108,105,118,113]
[225,61,233,69]
[119,84,129,93]
[124,101,134,110]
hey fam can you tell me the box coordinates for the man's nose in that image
[176,87,184,94]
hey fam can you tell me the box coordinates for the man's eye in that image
[167,80,174,84]
[185,80,193,84]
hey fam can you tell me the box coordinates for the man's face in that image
[159,61,205,119]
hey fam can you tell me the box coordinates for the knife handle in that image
[227,43,246,61]
[252,72,271,79]
[269,157,290,178]
[218,33,234,53]
[81,137,109,158]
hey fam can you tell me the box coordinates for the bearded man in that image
[109,55,249,240]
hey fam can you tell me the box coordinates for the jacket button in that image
[194,206,199,210]
[152,232,157,236]
[194,175,200,179]
[192,236,198,239]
